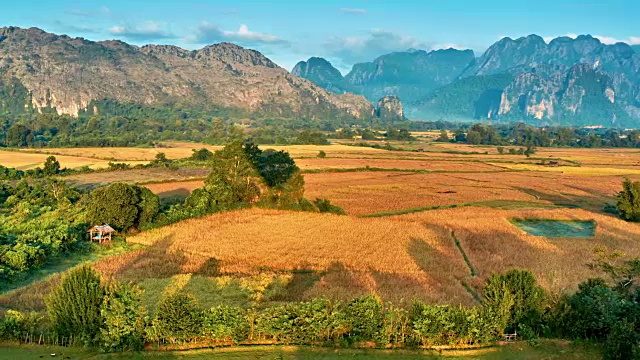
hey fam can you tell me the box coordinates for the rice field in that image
[4,141,640,314]
[0,149,147,170]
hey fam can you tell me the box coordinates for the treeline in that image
[440,123,640,148]
[0,142,343,283]
[4,265,640,359]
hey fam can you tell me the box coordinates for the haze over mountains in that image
[294,34,640,127]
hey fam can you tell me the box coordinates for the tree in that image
[317,150,327,159]
[100,282,147,352]
[136,186,160,228]
[617,179,640,222]
[190,141,262,210]
[251,149,299,188]
[436,130,450,142]
[45,265,105,343]
[5,124,31,147]
[190,148,214,161]
[86,183,140,231]
[466,131,482,145]
[43,156,61,175]
[483,270,547,334]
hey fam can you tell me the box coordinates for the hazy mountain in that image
[296,34,640,126]
[0,27,374,120]
[291,57,349,94]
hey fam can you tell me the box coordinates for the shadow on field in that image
[515,186,612,212]
[113,236,221,282]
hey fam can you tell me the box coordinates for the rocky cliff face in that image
[291,57,347,94]
[375,95,404,121]
[0,27,373,120]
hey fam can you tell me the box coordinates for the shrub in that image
[563,278,623,340]
[317,150,327,158]
[202,305,249,345]
[150,294,203,344]
[100,282,147,352]
[342,295,383,342]
[604,320,640,360]
[45,265,105,343]
[314,198,346,215]
[43,156,61,176]
[0,310,43,340]
[483,269,546,334]
[617,179,640,222]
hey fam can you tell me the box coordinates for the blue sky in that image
[2,0,638,73]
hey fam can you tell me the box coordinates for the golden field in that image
[4,140,640,312]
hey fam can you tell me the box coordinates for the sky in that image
[1,0,638,73]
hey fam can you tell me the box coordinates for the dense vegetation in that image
[4,263,640,358]
[0,142,341,284]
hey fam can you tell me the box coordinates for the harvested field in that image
[295,158,505,172]
[124,208,474,306]
[65,168,209,190]
[401,207,640,294]
[0,149,147,170]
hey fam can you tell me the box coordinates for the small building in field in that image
[88,224,116,243]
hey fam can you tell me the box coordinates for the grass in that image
[0,340,602,359]
[511,219,597,238]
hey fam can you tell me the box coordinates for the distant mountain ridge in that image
[294,34,640,126]
[0,26,375,121]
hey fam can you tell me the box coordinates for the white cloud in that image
[325,29,426,65]
[194,22,288,45]
[340,8,367,15]
[108,21,174,41]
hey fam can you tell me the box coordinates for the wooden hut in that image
[88,224,116,243]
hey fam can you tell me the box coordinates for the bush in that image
[563,278,623,340]
[482,269,546,334]
[100,282,147,352]
[617,179,640,222]
[191,148,214,161]
[45,265,105,343]
[604,320,640,360]
[342,295,383,342]
[314,198,346,215]
[150,294,203,344]
[137,186,160,228]
[317,150,327,158]
[0,310,43,340]
[202,305,249,345]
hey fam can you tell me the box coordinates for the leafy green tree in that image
[100,282,147,352]
[342,295,383,342]
[86,183,140,231]
[563,278,622,339]
[5,124,31,147]
[251,149,299,188]
[136,186,160,228]
[43,156,61,175]
[190,148,214,161]
[199,141,261,209]
[617,179,640,222]
[45,265,105,343]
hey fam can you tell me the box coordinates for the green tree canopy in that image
[616,179,640,222]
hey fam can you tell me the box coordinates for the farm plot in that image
[0,149,146,170]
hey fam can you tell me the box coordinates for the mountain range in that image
[0,26,400,122]
[294,35,640,127]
